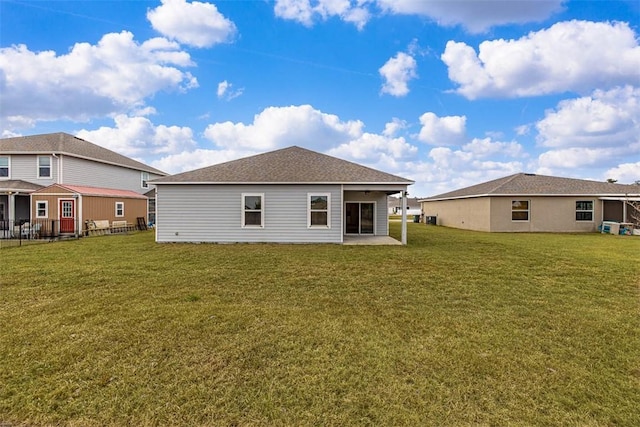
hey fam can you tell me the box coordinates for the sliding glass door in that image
[345,202,374,234]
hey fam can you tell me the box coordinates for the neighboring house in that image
[151,146,414,244]
[0,132,166,235]
[388,196,421,216]
[30,184,148,237]
[420,173,640,233]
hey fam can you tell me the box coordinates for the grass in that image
[1,224,639,426]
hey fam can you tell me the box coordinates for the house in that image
[151,146,414,244]
[0,132,166,236]
[419,173,640,233]
[29,184,148,238]
[388,196,422,216]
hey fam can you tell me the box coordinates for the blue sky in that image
[1,0,639,197]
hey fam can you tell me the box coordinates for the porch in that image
[343,235,402,245]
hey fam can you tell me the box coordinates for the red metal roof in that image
[35,184,147,199]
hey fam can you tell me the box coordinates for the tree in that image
[606,178,618,183]
[628,201,640,227]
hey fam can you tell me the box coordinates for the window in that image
[512,200,529,221]
[141,171,149,189]
[36,201,48,218]
[576,200,594,221]
[308,193,330,227]
[115,202,124,217]
[242,193,263,227]
[0,156,9,178]
[148,197,156,226]
[38,156,51,178]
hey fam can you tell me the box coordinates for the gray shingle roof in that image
[152,146,414,184]
[0,179,44,192]
[423,173,640,200]
[0,132,166,175]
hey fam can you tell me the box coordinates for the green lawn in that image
[1,224,639,426]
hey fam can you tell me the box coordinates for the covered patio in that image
[343,235,402,245]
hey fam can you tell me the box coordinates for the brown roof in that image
[0,132,166,175]
[422,173,640,201]
[152,146,414,185]
[0,179,44,192]
[34,184,147,199]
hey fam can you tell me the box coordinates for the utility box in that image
[426,216,437,225]
[602,221,619,235]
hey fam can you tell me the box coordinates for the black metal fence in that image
[0,218,76,242]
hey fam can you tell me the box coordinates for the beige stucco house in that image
[419,173,640,233]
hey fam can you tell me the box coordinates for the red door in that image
[60,200,75,233]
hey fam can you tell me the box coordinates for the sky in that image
[1,0,639,197]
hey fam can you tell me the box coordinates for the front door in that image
[345,202,375,234]
[0,201,5,232]
[60,200,75,233]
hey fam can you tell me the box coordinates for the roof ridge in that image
[486,173,524,194]
[153,145,414,184]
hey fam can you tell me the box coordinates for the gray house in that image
[420,173,640,233]
[152,146,414,244]
[0,132,166,235]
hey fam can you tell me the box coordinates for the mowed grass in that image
[1,224,639,426]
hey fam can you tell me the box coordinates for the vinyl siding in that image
[0,153,160,194]
[1,154,58,186]
[62,156,160,194]
[344,191,388,235]
[156,184,343,243]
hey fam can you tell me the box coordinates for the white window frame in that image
[37,155,52,179]
[511,200,530,222]
[242,193,264,228]
[115,201,125,217]
[141,171,149,189]
[575,200,594,222]
[36,201,48,218]
[0,156,10,179]
[308,193,331,228]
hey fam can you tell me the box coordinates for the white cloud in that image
[417,112,466,145]
[537,86,640,148]
[327,132,418,171]
[274,0,370,30]
[379,52,417,97]
[151,148,255,174]
[605,162,640,184]
[406,145,523,196]
[462,137,525,158]
[537,147,609,169]
[147,0,237,48]
[0,31,197,131]
[382,118,408,137]
[376,0,564,33]
[217,80,244,100]
[274,0,563,33]
[203,104,363,151]
[532,86,640,180]
[75,114,196,160]
[442,20,640,99]
[217,80,230,98]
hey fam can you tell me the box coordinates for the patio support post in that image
[401,190,407,245]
